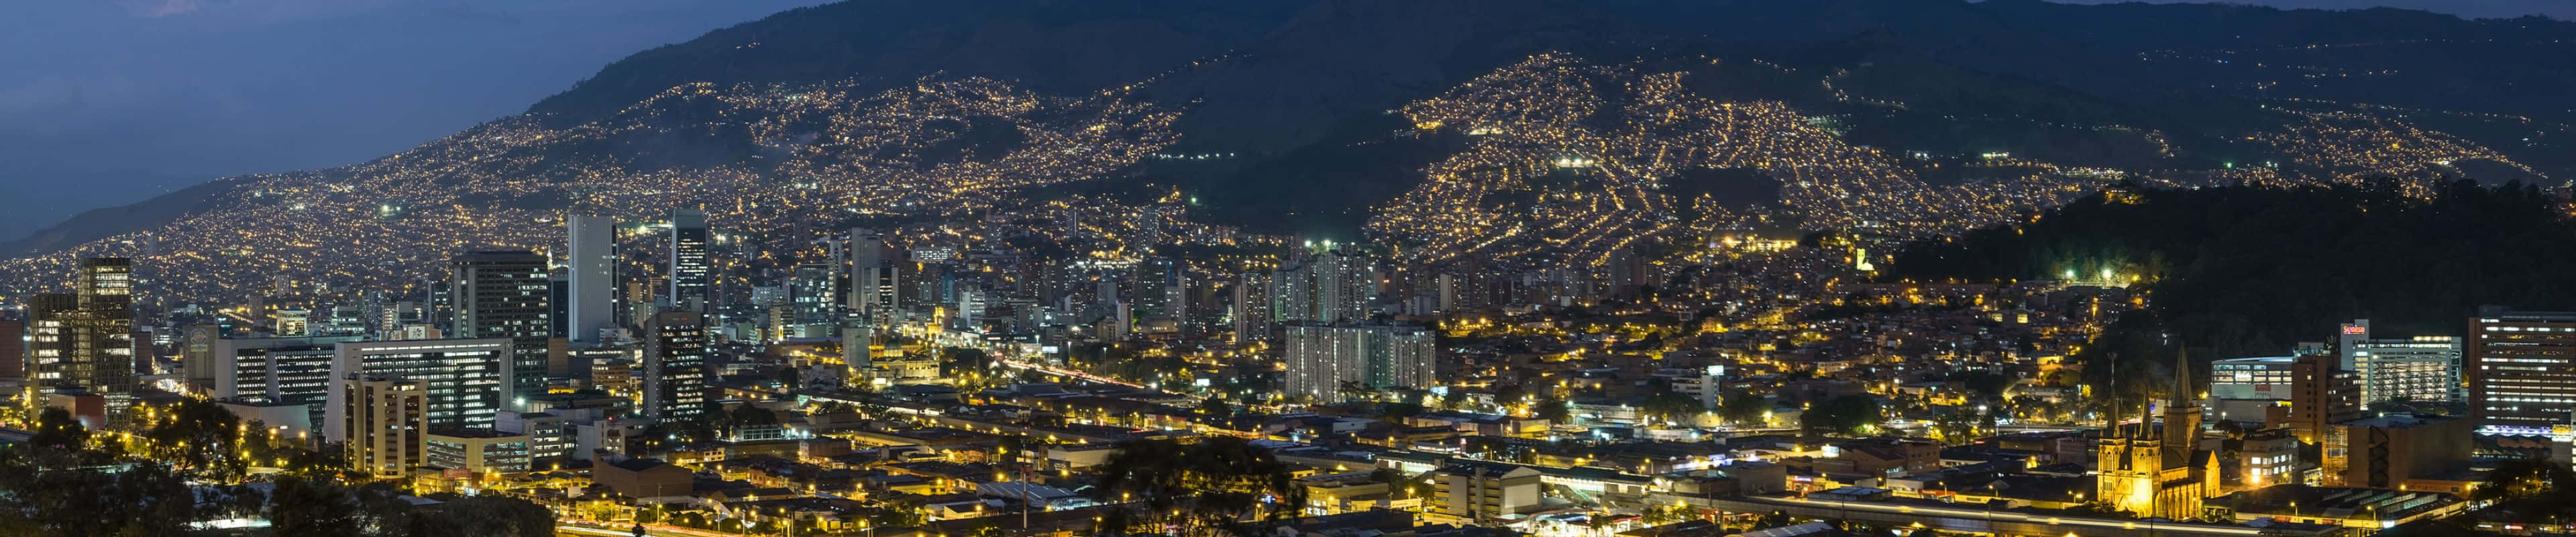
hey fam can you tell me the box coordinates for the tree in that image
[1719,391,1770,427]
[1534,396,1572,424]
[146,399,247,481]
[28,407,87,450]
[1197,395,1234,420]
[1095,437,1307,536]
[1801,395,1882,436]
[268,476,366,535]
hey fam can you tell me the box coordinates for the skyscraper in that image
[452,250,552,409]
[1271,248,1377,325]
[641,311,708,421]
[0,317,23,379]
[566,215,619,346]
[668,209,710,311]
[2466,309,2576,437]
[847,228,898,322]
[1230,272,1275,342]
[1282,323,1436,402]
[29,257,136,425]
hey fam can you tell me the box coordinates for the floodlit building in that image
[343,375,428,479]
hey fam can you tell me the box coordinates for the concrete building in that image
[325,338,509,437]
[343,375,428,479]
[2209,356,2297,401]
[640,311,708,420]
[2324,414,2473,491]
[2337,320,2460,406]
[2466,309,2576,438]
[668,209,711,311]
[209,335,359,427]
[594,456,694,499]
[1432,462,1543,522]
[2288,353,2361,444]
[451,250,552,409]
[425,428,535,476]
[565,215,619,346]
[1282,323,1436,402]
[29,258,136,425]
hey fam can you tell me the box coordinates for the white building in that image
[1283,323,1436,402]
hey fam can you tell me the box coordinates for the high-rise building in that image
[2337,320,2461,407]
[1282,323,1436,402]
[566,215,619,346]
[342,375,427,479]
[1232,273,1275,342]
[29,258,136,424]
[451,250,552,409]
[1271,249,1377,325]
[0,317,23,379]
[326,339,509,434]
[2466,309,2576,437]
[668,209,711,311]
[641,311,708,420]
[847,228,898,322]
[2288,353,2363,444]
[790,262,839,330]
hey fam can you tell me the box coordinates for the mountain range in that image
[5,0,2572,303]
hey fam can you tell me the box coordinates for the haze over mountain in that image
[5,0,2571,304]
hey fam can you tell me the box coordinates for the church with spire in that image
[2095,350,2221,520]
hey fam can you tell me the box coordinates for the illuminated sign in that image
[2341,324,2367,336]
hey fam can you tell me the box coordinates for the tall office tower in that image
[641,311,708,420]
[2467,309,2576,436]
[1129,258,1180,322]
[1232,273,1275,342]
[423,280,454,332]
[452,250,552,409]
[2336,320,2463,406]
[29,258,136,424]
[341,375,427,479]
[327,339,509,434]
[790,262,839,327]
[847,228,898,321]
[667,209,711,311]
[213,335,362,428]
[2288,352,2363,444]
[0,317,23,379]
[566,215,619,346]
[1281,323,1436,402]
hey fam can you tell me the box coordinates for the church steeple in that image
[2162,346,2202,462]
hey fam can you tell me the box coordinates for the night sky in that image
[0,0,2563,241]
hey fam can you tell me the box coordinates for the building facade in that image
[566,215,619,346]
[326,339,510,436]
[28,258,136,425]
[1282,323,1437,402]
[641,311,708,420]
[451,250,553,409]
[343,375,428,479]
[2465,310,2576,437]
